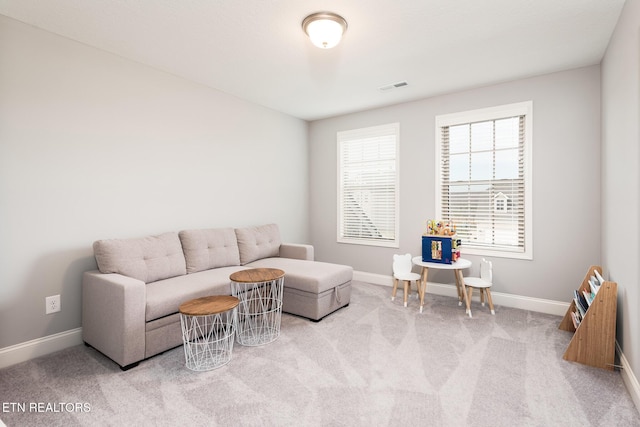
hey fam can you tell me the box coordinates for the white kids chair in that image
[392,253,422,308]
[463,258,495,315]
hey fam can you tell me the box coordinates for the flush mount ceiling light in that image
[302,12,348,49]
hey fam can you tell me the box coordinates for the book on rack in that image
[582,289,594,307]
[573,289,588,318]
[589,275,601,295]
[570,310,581,328]
[594,270,605,285]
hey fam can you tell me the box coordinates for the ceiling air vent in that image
[379,81,408,91]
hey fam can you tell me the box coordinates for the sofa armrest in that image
[279,243,314,261]
[82,270,146,368]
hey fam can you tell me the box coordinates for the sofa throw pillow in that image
[93,232,186,283]
[235,223,281,265]
[179,228,241,273]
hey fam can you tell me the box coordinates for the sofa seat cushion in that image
[145,266,247,322]
[93,232,186,283]
[179,228,241,273]
[246,258,353,294]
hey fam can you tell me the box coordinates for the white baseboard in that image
[617,342,640,414]
[353,270,569,316]
[0,328,83,370]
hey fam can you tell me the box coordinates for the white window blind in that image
[436,102,532,259]
[337,123,399,247]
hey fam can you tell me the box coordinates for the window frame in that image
[337,123,400,248]
[435,102,533,260]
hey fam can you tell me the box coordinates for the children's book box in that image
[421,235,461,264]
[422,220,461,264]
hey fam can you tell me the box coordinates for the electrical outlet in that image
[46,295,60,314]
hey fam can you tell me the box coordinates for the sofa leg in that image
[310,303,351,323]
[120,362,139,371]
[84,341,139,371]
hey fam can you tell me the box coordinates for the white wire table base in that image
[231,277,284,346]
[180,308,237,371]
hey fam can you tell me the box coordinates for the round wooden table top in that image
[411,256,472,270]
[179,295,239,316]
[229,268,285,283]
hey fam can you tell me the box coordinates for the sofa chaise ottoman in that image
[248,257,352,322]
[82,224,352,369]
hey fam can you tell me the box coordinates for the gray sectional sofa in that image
[82,224,352,370]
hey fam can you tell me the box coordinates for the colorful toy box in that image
[421,235,461,264]
[422,220,461,264]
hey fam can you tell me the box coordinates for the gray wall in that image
[309,65,602,302]
[0,15,309,349]
[601,0,640,385]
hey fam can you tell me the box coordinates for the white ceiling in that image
[0,0,626,121]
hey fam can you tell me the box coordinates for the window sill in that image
[337,238,399,249]
[462,246,532,261]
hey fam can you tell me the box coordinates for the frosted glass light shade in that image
[302,12,347,49]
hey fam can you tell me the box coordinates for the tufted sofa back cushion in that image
[93,232,186,283]
[179,228,241,273]
[235,223,281,265]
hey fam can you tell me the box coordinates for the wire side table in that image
[230,268,285,346]
[179,295,239,371]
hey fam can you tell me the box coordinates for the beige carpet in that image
[1,281,639,426]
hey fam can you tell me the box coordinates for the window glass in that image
[436,102,532,259]
[337,123,400,247]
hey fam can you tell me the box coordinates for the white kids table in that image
[411,257,473,317]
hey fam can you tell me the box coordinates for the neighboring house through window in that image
[494,192,510,212]
[337,123,399,247]
[435,102,532,259]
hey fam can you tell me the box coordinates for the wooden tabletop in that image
[179,295,239,316]
[229,268,285,283]
[411,256,472,270]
